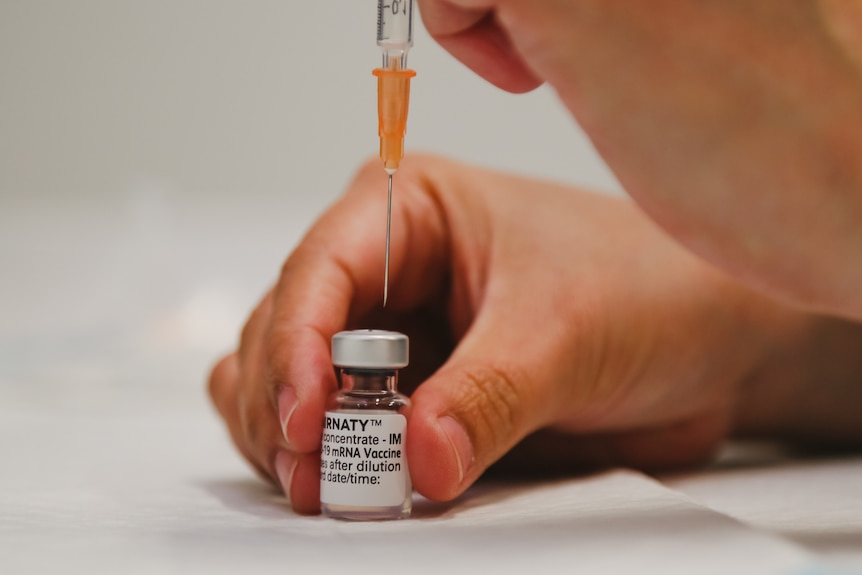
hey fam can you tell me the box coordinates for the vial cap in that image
[331,329,409,369]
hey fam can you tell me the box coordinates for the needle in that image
[384,172,393,307]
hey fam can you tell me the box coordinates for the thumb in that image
[407,339,556,501]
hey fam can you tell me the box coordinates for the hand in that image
[208,155,861,514]
[418,0,862,319]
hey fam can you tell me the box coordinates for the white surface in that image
[0,389,820,575]
[667,453,862,573]
[1,2,861,574]
[1,379,857,574]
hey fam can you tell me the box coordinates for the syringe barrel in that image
[377,0,414,68]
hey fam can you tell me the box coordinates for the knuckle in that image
[244,424,268,460]
[238,396,264,449]
[263,323,326,391]
[239,300,265,348]
[237,394,283,476]
[210,353,282,481]
[264,326,293,387]
[237,290,274,365]
[278,245,309,280]
[208,353,236,406]
[238,315,258,357]
[454,363,528,456]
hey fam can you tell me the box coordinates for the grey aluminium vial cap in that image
[331,329,409,369]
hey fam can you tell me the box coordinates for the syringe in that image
[375,0,416,307]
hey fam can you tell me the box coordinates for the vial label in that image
[320,411,409,507]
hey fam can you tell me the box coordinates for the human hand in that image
[418,0,862,319]
[208,154,847,514]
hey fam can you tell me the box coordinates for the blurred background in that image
[0,0,619,404]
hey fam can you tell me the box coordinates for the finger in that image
[418,0,541,92]
[417,0,492,37]
[275,450,322,516]
[265,156,452,455]
[228,292,294,486]
[234,293,326,512]
[209,353,238,424]
[237,289,273,371]
[208,353,271,482]
[487,409,732,477]
[224,290,310,511]
[607,408,731,470]
[238,362,289,479]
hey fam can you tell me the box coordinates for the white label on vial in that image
[320,411,409,507]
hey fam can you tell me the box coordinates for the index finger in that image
[417,0,541,93]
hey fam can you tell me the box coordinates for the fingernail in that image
[278,386,298,446]
[438,416,473,485]
[274,450,297,504]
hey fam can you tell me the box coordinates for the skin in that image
[209,156,862,514]
[418,0,862,318]
[210,1,862,513]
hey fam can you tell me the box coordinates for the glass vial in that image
[320,329,411,520]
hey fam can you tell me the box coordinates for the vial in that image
[320,329,412,520]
